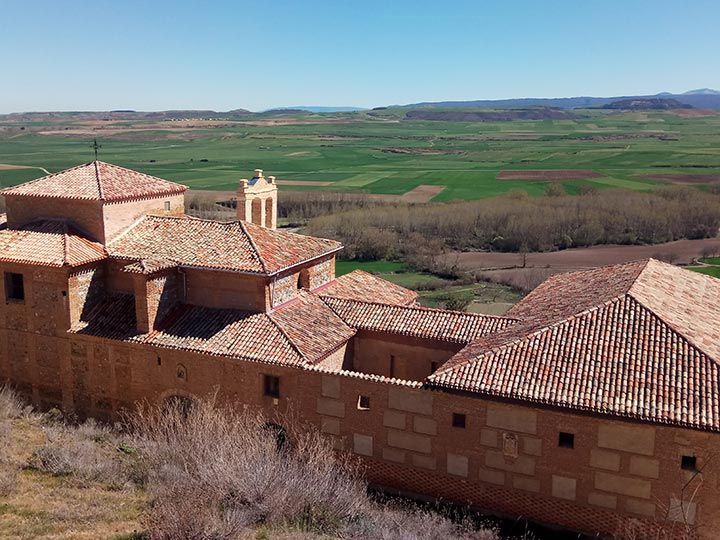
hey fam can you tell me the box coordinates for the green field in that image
[1,108,720,201]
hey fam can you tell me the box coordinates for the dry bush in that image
[278,191,390,223]
[129,395,497,539]
[27,418,134,489]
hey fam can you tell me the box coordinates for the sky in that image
[2,0,719,112]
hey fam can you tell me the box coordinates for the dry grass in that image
[0,388,499,540]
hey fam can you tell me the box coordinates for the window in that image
[452,413,466,428]
[558,432,574,448]
[681,455,697,471]
[4,272,24,302]
[390,355,396,378]
[430,361,439,373]
[164,201,171,211]
[357,395,370,410]
[264,375,280,398]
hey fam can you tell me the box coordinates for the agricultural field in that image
[1,108,720,201]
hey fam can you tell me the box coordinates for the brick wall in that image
[5,196,104,241]
[102,194,184,240]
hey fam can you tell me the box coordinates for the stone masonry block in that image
[594,472,651,499]
[446,453,468,477]
[412,454,437,470]
[629,456,660,478]
[413,416,437,435]
[486,404,537,434]
[383,410,406,429]
[522,437,542,456]
[316,397,345,418]
[382,447,406,463]
[353,433,373,457]
[551,475,577,501]
[513,476,540,493]
[668,498,697,525]
[597,424,655,456]
[387,429,432,454]
[588,492,617,510]
[321,417,340,435]
[321,376,340,399]
[485,450,535,475]
[480,428,498,447]
[589,449,621,472]
[478,468,506,486]
[625,498,656,517]
[388,387,433,415]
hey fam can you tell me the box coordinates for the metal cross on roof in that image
[90,138,102,160]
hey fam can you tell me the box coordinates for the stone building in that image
[1,161,719,538]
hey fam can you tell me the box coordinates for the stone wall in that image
[5,196,104,241]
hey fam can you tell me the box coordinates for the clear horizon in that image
[2,0,719,113]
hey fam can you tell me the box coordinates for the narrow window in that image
[4,272,24,302]
[358,395,370,410]
[558,432,574,448]
[430,361,439,373]
[452,413,466,428]
[681,455,697,471]
[389,355,396,378]
[264,375,280,398]
[164,201,171,211]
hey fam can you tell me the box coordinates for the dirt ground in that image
[637,173,720,184]
[497,170,602,180]
[451,237,720,290]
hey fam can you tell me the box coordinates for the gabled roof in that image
[107,215,342,274]
[269,291,356,362]
[430,259,720,431]
[1,161,187,202]
[323,296,516,344]
[0,219,106,267]
[319,270,419,306]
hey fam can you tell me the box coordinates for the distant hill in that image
[405,107,576,122]
[402,89,720,110]
[602,98,692,110]
[275,106,367,113]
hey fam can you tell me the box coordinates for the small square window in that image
[430,361,439,372]
[681,455,697,471]
[164,201,171,211]
[452,413,466,428]
[4,272,24,302]
[264,375,280,398]
[558,432,574,448]
[358,395,370,410]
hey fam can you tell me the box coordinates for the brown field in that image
[497,169,603,180]
[453,237,720,290]
[367,184,446,203]
[669,108,719,117]
[638,173,720,184]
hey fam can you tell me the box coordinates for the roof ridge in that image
[266,311,306,361]
[93,160,104,200]
[237,221,268,273]
[321,295,515,321]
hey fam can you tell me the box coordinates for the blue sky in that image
[2,0,719,112]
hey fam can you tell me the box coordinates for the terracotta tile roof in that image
[322,296,516,344]
[0,220,106,267]
[108,215,341,274]
[270,291,356,362]
[1,161,187,202]
[318,270,419,306]
[71,295,303,366]
[431,259,720,431]
[71,292,356,366]
[121,258,178,275]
